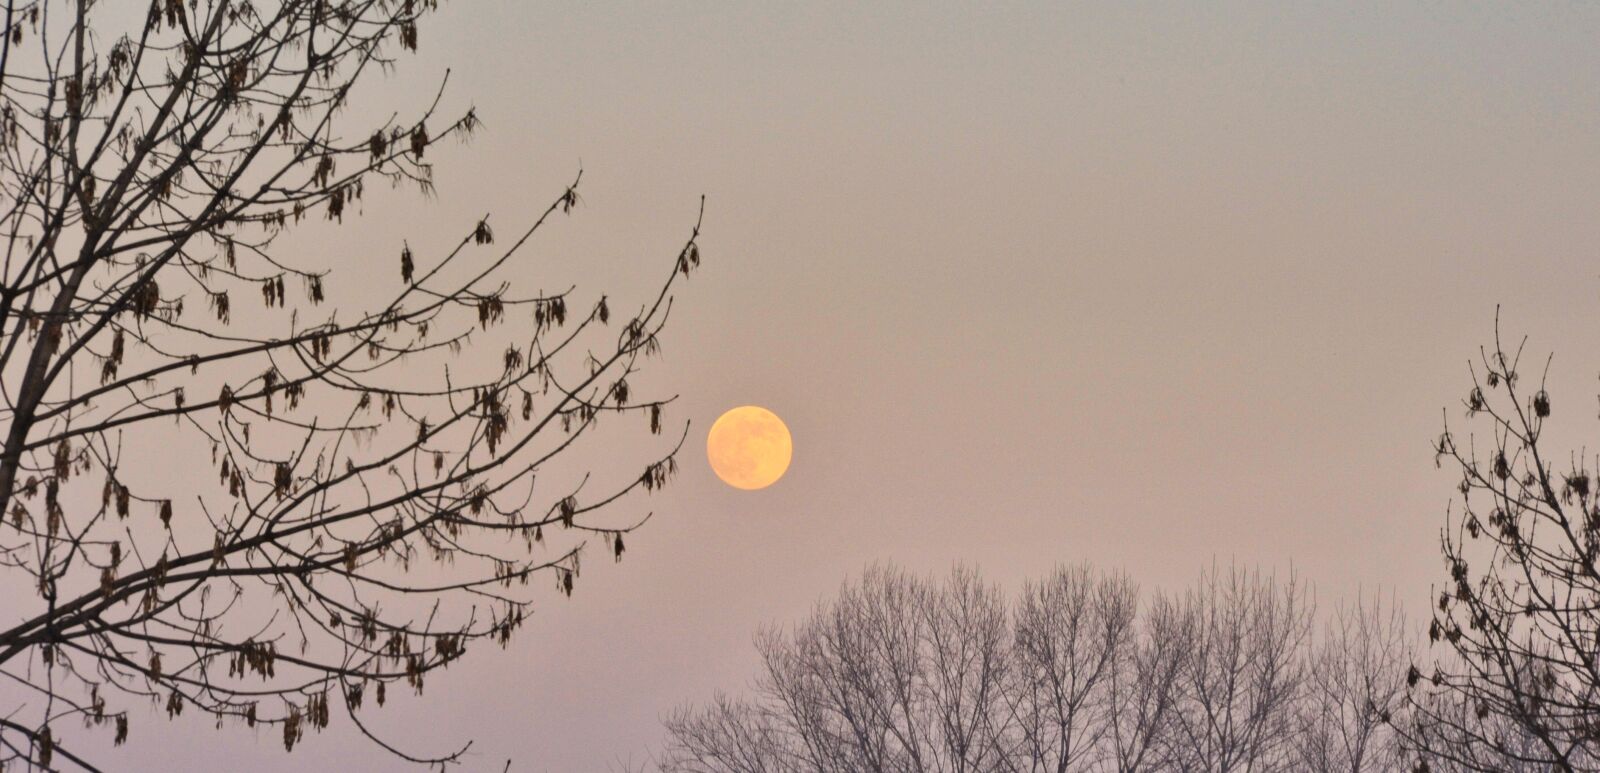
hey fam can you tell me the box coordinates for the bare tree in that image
[1005,565,1135,772]
[663,564,1396,773]
[1102,591,1186,773]
[1404,312,1600,772]
[0,0,701,768]
[657,693,801,773]
[664,567,1014,773]
[1295,596,1410,773]
[1162,565,1314,773]
[1402,673,1559,773]
[923,566,1014,772]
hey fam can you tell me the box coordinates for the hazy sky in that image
[96,2,1600,769]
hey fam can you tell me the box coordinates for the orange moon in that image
[707,406,792,490]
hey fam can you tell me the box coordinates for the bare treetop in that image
[664,564,1410,773]
[1407,312,1600,772]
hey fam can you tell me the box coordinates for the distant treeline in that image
[661,563,1578,773]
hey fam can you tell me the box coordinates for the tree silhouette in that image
[663,564,1411,773]
[1404,312,1600,771]
[0,1,701,768]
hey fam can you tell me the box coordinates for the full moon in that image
[707,406,792,490]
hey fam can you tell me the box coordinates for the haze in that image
[97,2,1600,770]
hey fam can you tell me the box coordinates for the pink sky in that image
[73,2,1600,769]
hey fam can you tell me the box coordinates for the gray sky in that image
[101,1,1600,769]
